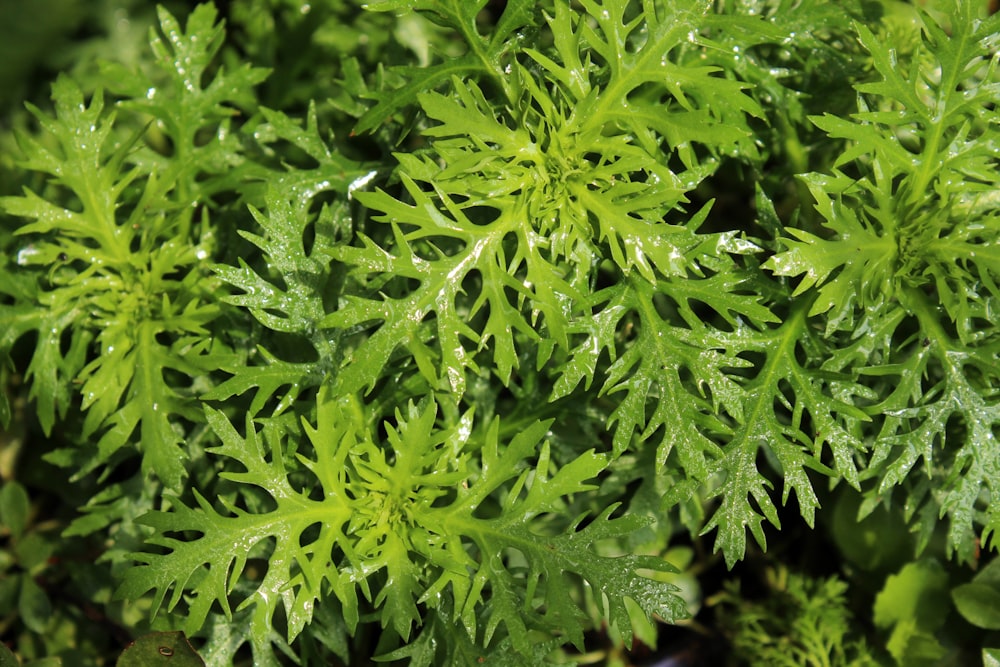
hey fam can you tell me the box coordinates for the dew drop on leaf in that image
[348,170,378,201]
[16,245,40,266]
[117,631,205,666]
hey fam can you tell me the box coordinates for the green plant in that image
[713,567,884,667]
[1,0,998,664]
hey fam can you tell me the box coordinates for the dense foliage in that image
[1,0,999,664]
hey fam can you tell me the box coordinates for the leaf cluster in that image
[2,0,999,664]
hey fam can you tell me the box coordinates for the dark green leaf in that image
[18,575,51,633]
[0,481,29,540]
[117,632,205,667]
[953,581,1000,630]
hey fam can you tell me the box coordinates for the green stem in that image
[905,21,973,209]
[904,286,951,353]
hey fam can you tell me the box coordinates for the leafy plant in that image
[713,567,884,667]
[1,0,998,664]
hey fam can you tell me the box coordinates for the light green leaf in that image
[874,559,949,665]
[121,389,681,655]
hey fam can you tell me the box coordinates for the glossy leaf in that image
[117,632,205,667]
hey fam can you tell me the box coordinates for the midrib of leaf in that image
[735,304,807,413]
[630,281,717,451]
[571,12,695,136]
[703,300,827,567]
[332,209,518,395]
[856,11,977,208]
[80,170,131,263]
[741,298,812,454]
[907,32,969,206]
[897,285,1000,559]
[136,320,184,487]
[452,7,500,85]
[227,503,352,543]
[936,236,1000,267]
[904,285,953,355]
[571,186,678,283]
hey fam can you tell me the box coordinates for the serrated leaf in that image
[705,306,873,564]
[211,185,360,414]
[78,324,212,490]
[0,4,265,488]
[329,175,553,395]
[256,103,371,202]
[121,4,269,147]
[869,296,1000,562]
[121,389,681,655]
[776,1,1000,334]
[356,0,537,134]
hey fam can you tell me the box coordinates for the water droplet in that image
[16,245,40,266]
[348,170,378,201]
[114,9,130,32]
